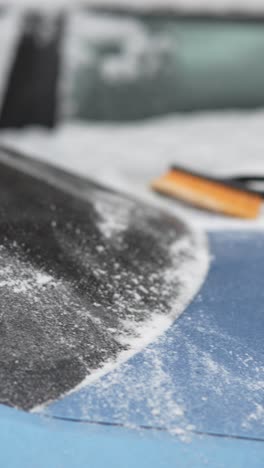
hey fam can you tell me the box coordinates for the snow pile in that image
[3,110,264,231]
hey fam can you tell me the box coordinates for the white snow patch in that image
[246,404,264,424]
[95,194,132,239]
[36,272,53,286]
[0,246,59,295]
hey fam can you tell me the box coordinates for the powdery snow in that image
[4,110,263,438]
[0,8,263,435]
[0,246,60,297]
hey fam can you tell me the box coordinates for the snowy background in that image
[1,1,264,231]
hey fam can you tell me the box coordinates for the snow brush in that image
[151,166,264,219]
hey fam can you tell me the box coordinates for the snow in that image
[0,143,209,420]
[0,248,59,296]
[2,110,264,231]
[0,4,263,436]
[29,185,208,415]
[35,272,53,285]
[244,404,264,426]
[41,288,264,438]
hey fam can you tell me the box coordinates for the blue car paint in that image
[0,404,263,468]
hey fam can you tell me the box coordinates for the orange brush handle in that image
[151,169,262,219]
